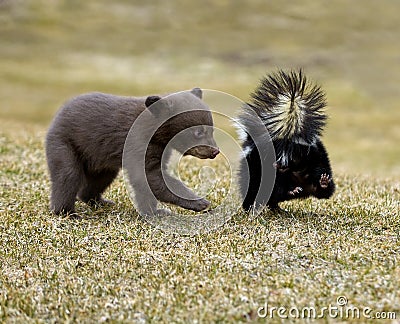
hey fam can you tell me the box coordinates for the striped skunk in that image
[238,70,335,211]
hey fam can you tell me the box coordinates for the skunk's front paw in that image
[288,186,303,196]
[319,173,332,188]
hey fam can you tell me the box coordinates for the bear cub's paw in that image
[191,198,211,212]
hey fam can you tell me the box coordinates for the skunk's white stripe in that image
[267,94,306,140]
[242,145,252,157]
[293,136,318,146]
[277,152,289,167]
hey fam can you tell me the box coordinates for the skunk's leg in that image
[312,172,335,199]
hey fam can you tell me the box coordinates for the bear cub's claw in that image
[192,198,211,212]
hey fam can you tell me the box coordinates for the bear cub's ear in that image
[191,88,202,99]
[145,95,162,108]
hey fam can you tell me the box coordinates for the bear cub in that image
[46,88,219,217]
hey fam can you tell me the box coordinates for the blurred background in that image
[1,0,399,178]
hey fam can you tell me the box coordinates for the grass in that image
[1,121,399,323]
[1,0,400,322]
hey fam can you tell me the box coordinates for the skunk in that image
[238,70,335,211]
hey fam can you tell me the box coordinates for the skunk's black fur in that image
[238,70,335,211]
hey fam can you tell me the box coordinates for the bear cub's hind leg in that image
[78,169,119,207]
[50,178,81,215]
[47,145,83,215]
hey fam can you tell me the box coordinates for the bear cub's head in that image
[145,88,219,160]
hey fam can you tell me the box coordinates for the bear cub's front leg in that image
[149,172,211,212]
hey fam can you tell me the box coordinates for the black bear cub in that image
[46,88,219,216]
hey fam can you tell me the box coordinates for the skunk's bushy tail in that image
[242,70,327,166]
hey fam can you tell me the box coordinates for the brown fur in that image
[46,89,219,216]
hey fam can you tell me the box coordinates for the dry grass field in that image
[1,0,399,322]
